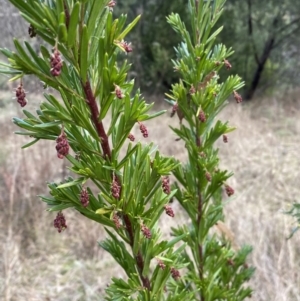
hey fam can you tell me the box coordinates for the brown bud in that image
[56,131,69,159]
[205,171,212,182]
[225,184,234,197]
[111,176,121,199]
[15,82,27,107]
[53,212,67,233]
[157,259,166,270]
[189,85,196,94]
[170,103,178,118]
[233,91,242,103]
[164,205,175,217]
[224,59,232,70]
[50,48,63,77]
[162,176,170,195]
[141,224,151,239]
[198,109,206,122]
[139,122,148,138]
[113,213,121,229]
[108,0,116,8]
[114,84,124,99]
[128,133,135,141]
[80,188,89,207]
[223,134,228,143]
[118,41,132,53]
[170,267,180,280]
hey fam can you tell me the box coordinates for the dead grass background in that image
[0,89,300,301]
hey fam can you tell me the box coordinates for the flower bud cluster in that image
[139,122,148,138]
[170,267,180,280]
[162,176,170,195]
[53,212,67,233]
[225,184,234,197]
[198,109,206,122]
[233,91,243,103]
[50,48,63,77]
[15,83,27,107]
[128,133,135,141]
[164,205,175,217]
[56,131,69,159]
[141,224,151,239]
[113,213,121,229]
[170,103,178,117]
[111,176,121,199]
[80,188,89,207]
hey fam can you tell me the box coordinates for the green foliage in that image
[166,0,254,299]
[0,0,254,299]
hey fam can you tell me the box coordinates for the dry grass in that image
[0,89,300,300]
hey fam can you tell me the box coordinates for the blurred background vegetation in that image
[1,0,300,99]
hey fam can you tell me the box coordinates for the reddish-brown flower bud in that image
[114,84,124,99]
[189,85,196,94]
[50,48,63,77]
[223,134,228,143]
[111,176,121,199]
[53,212,67,233]
[141,224,151,239]
[128,133,135,141]
[15,83,27,107]
[199,151,206,158]
[198,109,206,122]
[233,91,242,103]
[80,188,89,207]
[225,184,234,197]
[170,267,180,280]
[205,171,212,182]
[170,103,178,118]
[162,176,170,195]
[157,259,166,270]
[224,59,232,70]
[107,0,116,8]
[164,205,175,217]
[56,131,69,159]
[113,213,121,229]
[118,41,132,53]
[139,122,148,138]
[28,24,36,38]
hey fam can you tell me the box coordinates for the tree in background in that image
[112,0,300,99]
[219,0,300,100]
[113,0,189,94]
[0,0,299,98]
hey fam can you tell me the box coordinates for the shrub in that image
[0,0,254,299]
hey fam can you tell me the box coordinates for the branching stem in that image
[83,79,150,290]
[83,81,111,159]
[196,122,204,301]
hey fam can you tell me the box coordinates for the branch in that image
[123,214,151,290]
[83,81,111,159]
[247,0,259,64]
